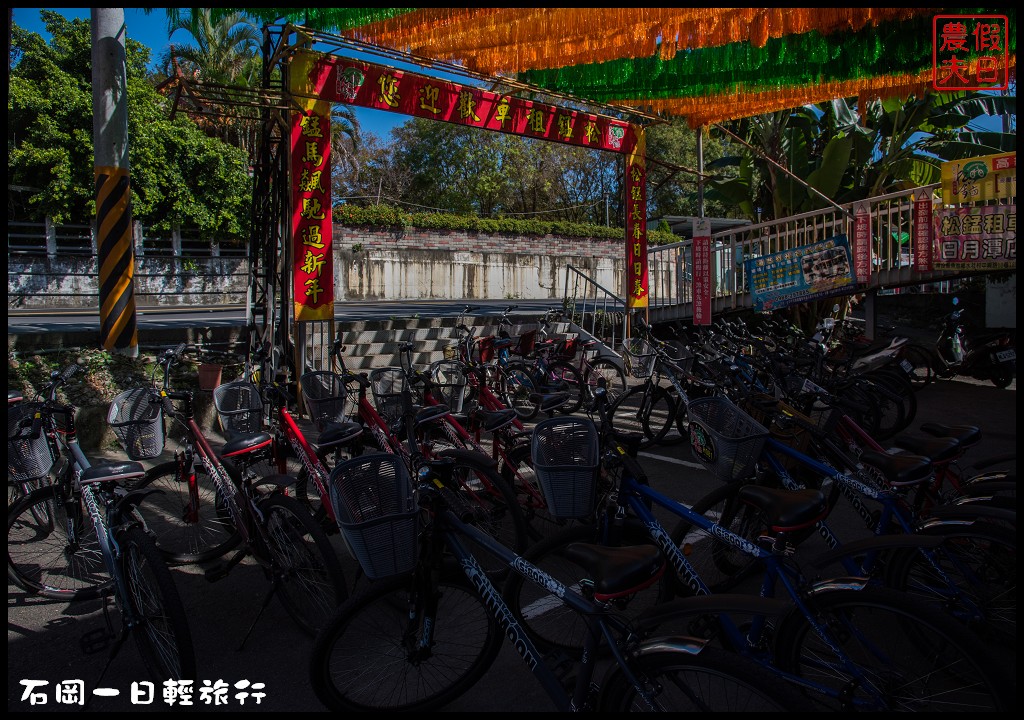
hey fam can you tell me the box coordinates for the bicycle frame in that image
[415,482,687,712]
[586,440,917,709]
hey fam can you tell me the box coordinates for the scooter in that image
[934,297,1016,388]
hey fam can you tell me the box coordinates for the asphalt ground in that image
[7,372,1016,713]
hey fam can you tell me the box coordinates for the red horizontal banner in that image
[294,51,638,155]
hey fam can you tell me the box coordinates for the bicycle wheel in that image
[502,521,662,658]
[131,460,242,564]
[884,521,1016,648]
[440,450,530,576]
[498,364,539,421]
[598,646,816,712]
[773,585,1013,712]
[258,493,349,637]
[543,360,584,415]
[608,384,676,449]
[855,376,905,440]
[309,572,503,711]
[8,485,112,600]
[118,525,197,681]
[585,357,628,408]
[865,368,917,432]
[665,481,767,599]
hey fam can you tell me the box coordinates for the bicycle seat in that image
[532,392,570,413]
[220,433,274,459]
[888,433,960,464]
[80,461,146,485]
[561,543,664,597]
[917,423,982,451]
[474,408,517,433]
[415,405,451,426]
[856,450,934,487]
[317,420,364,451]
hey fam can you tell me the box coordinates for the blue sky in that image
[12,7,407,139]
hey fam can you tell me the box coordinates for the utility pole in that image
[92,8,139,356]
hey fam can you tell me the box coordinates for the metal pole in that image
[92,7,138,356]
[697,127,705,219]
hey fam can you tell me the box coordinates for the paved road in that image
[7,374,1016,712]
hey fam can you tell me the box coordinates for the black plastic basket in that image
[107,388,165,460]
[531,416,600,519]
[429,360,469,413]
[212,380,264,439]
[8,402,56,483]
[686,396,769,483]
[329,453,418,580]
[300,371,350,432]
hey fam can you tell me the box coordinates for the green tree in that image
[644,119,735,221]
[9,11,252,240]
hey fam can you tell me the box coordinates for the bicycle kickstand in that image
[236,580,278,651]
[80,597,129,710]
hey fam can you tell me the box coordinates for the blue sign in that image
[745,234,857,311]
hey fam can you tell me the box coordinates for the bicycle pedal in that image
[80,627,114,654]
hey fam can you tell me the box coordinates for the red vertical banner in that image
[913,189,934,272]
[625,127,648,309]
[691,218,712,325]
[852,203,872,283]
[290,53,335,322]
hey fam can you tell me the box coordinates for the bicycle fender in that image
[924,503,1016,525]
[808,534,945,571]
[253,473,298,489]
[112,488,163,522]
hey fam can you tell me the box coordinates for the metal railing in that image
[562,265,627,356]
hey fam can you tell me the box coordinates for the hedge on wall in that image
[333,203,680,246]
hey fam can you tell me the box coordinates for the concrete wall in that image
[7,226,627,308]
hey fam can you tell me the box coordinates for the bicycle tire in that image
[498,364,539,421]
[118,525,197,681]
[309,571,502,712]
[8,485,112,600]
[772,584,1013,712]
[439,450,530,578]
[854,377,905,440]
[597,645,816,712]
[883,520,1015,648]
[131,460,242,565]
[544,360,584,415]
[665,481,767,599]
[502,521,663,657]
[257,493,349,637]
[608,384,676,449]
[585,357,628,407]
[864,368,917,432]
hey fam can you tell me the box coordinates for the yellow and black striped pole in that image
[95,166,138,352]
[92,8,138,355]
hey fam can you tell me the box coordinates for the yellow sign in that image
[940,152,1016,204]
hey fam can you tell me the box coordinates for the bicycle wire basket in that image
[686,395,769,483]
[212,380,264,439]
[107,388,165,460]
[429,360,469,413]
[531,416,600,519]
[8,402,56,483]
[622,338,657,379]
[329,453,418,579]
[300,370,350,432]
[369,367,422,426]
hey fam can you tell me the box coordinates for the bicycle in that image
[125,344,348,639]
[502,308,586,416]
[307,388,815,712]
[7,363,196,683]
[306,337,531,574]
[503,383,1013,711]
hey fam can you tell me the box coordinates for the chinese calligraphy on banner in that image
[625,130,648,308]
[913,190,933,272]
[745,235,857,311]
[933,204,1016,270]
[298,51,639,155]
[932,14,1009,91]
[852,203,872,282]
[691,218,711,325]
[290,53,334,322]
[940,152,1016,204]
